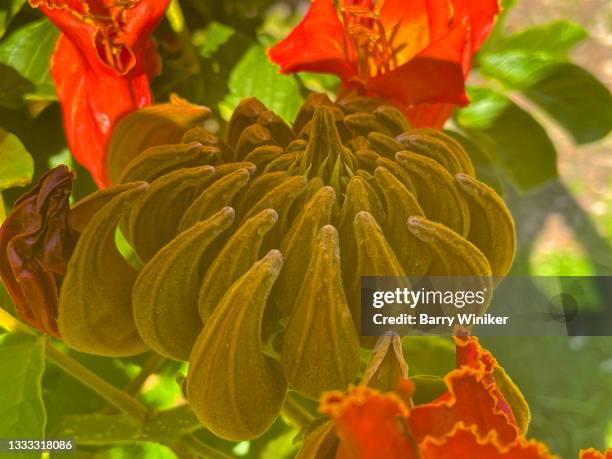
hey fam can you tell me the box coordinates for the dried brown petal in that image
[0,166,76,337]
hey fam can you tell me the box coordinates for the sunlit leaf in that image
[0,0,26,38]
[524,63,612,144]
[140,361,186,410]
[402,336,455,377]
[0,333,46,459]
[495,21,588,56]
[480,50,558,88]
[456,87,558,190]
[0,19,59,100]
[194,21,236,58]
[0,128,34,190]
[260,428,300,459]
[95,442,177,458]
[480,21,588,89]
[222,43,303,122]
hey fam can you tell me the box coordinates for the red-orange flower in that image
[315,336,608,458]
[269,0,499,128]
[420,424,557,459]
[29,0,170,188]
[321,385,417,459]
[580,449,612,459]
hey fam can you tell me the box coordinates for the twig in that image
[180,434,235,459]
[44,341,149,423]
[281,392,316,429]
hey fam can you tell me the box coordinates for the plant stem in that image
[0,309,149,423]
[125,353,167,396]
[166,0,186,34]
[180,434,235,459]
[0,309,234,457]
[165,0,200,76]
[281,392,316,429]
[101,352,166,415]
[0,307,35,335]
[44,341,149,423]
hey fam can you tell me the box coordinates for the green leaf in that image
[260,428,299,459]
[222,43,303,123]
[480,51,558,89]
[495,21,588,56]
[480,21,588,89]
[298,72,341,96]
[0,63,32,109]
[194,21,236,58]
[524,63,612,144]
[401,336,455,377]
[53,406,200,447]
[0,0,26,38]
[0,333,46,459]
[139,361,185,410]
[0,128,34,190]
[456,87,558,190]
[97,443,178,459]
[0,19,59,100]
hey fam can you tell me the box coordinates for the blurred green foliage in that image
[0,333,46,459]
[0,0,610,458]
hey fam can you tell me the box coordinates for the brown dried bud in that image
[0,165,77,337]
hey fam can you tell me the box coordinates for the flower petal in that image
[0,166,77,337]
[463,0,501,53]
[421,423,558,459]
[364,57,468,108]
[455,336,520,426]
[580,449,612,459]
[51,35,153,187]
[404,103,455,129]
[30,0,169,187]
[268,0,355,80]
[409,366,519,444]
[320,386,418,459]
[376,0,430,65]
[31,0,169,74]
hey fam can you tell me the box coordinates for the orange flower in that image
[29,0,170,187]
[321,385,418,459]
[0,166,77,337]
[315,336,608,459]
[421,424,557,459]
[269,0,499,128]
[580,449,612,459]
